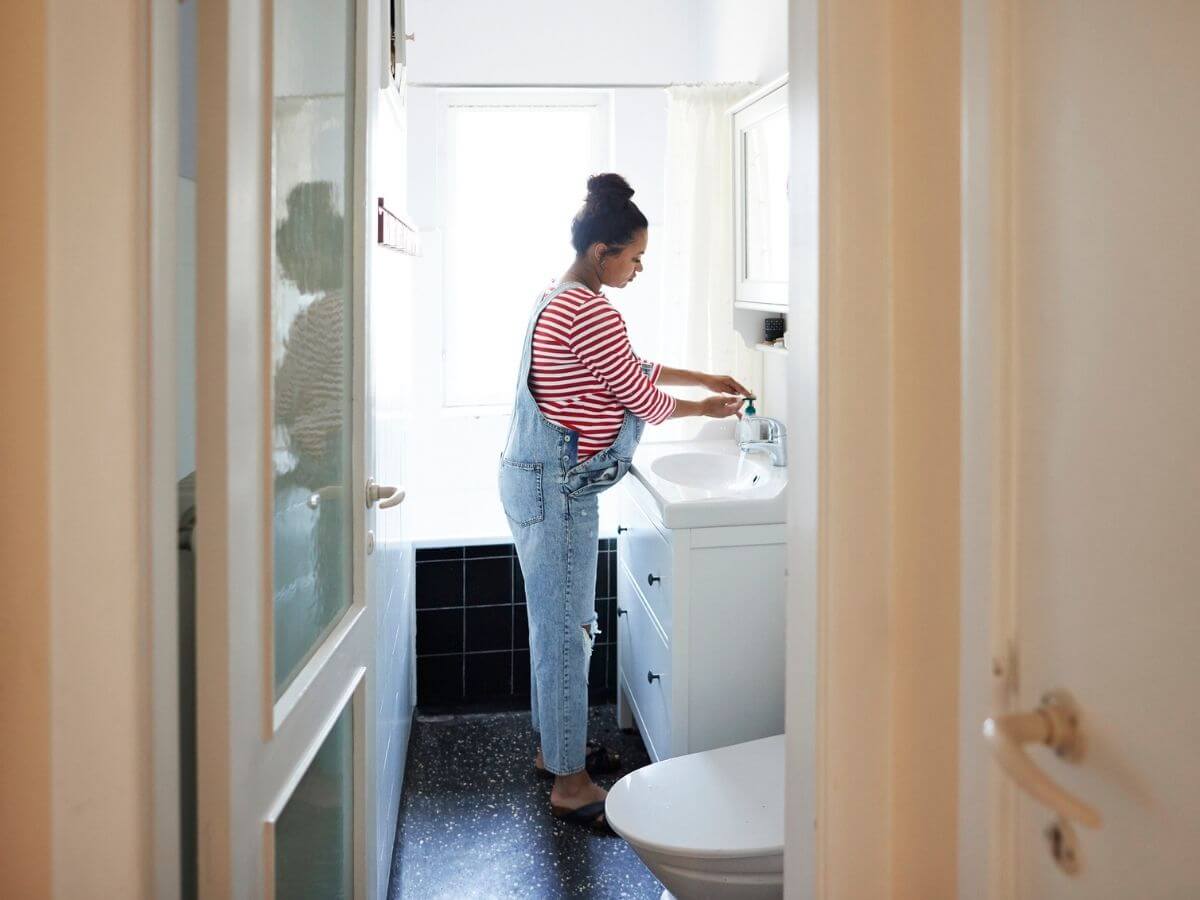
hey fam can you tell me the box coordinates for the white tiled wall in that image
[371,82,417,898]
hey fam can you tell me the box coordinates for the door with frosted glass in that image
[195,0,382,896]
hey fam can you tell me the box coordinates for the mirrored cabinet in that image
[731,76,789,312]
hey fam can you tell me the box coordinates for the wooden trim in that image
[0,4,52,895]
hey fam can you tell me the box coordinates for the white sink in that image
[650,451,773,492]
[629,439,787,528]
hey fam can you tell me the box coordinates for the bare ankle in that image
[553,771,592,796]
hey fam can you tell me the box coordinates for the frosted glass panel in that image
[443,105,603,408]
[270,0,355,697]
[275,703,354,900]
[743,107,790,283]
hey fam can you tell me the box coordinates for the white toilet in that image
[604,734,784,900]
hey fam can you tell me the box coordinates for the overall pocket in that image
[566,456,632,499]
[499,458,545,527]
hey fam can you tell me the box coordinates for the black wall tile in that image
[417,655,463,705]
[514,563,526,604]
[594,595,611,645]
[416,546,464,562]
[465,651,513,698]
[513,650,531,697]
[414,540,616,708]
[465,543,513,559]
[588,644,607,692]
[416,608,463,655]
[416,560,463,609]
[513,604,529,650]
[466,605,513,653]
[595,551,609,598]
[465,556,512,607]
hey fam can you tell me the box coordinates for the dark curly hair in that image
[570,173,649,257]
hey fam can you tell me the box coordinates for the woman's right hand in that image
[699,394,745,419]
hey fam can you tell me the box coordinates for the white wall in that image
[401,0,786,543]
[709,0,789,82]
[370,84,416,900]
[406,0,786,86]
[407,0,710,85]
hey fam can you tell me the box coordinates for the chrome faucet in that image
[737,415,788,467]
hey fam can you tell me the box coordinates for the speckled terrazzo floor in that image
[388,704,664,899]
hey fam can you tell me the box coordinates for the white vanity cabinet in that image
[614,470,787,762]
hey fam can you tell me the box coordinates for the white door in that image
[961,2,1200,897]
[195,0,392,896]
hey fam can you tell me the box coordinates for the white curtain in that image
[657,83,761,435]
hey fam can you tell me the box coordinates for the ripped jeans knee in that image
[581,613,600,684]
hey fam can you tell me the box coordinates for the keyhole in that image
[1043,818,1080,875]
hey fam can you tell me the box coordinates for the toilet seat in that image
[605,734,785,859]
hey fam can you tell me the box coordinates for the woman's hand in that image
[699,395,745,419]
[697,372,753,398]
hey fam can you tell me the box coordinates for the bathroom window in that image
[438,90,612,410]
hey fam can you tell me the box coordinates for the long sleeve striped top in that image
[528,283,676,462]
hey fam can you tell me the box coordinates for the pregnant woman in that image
[498,173,750,831]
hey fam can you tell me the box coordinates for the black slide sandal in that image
[550,800,614,834]
[535,741,622,779]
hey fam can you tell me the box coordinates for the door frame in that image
[784,1,963,897]
[149,0,183,897]
[957,1,1019,897]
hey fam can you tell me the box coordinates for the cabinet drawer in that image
[617,486,673,638]
[617,564,672,761]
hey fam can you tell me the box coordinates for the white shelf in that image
[754,341,788,355]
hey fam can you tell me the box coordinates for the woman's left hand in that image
[698,372,753,398]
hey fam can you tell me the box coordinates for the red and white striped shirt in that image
[529,284,676,462]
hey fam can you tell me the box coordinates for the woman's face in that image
[597,229,648,289]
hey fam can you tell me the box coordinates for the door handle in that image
[306,485,340,509]
[366,478,406,510]
[982,691,1102,828]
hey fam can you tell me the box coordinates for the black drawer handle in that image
[617,525,629,534]
[647,670,661,684]
[647,573,661,586]
[616,607,627,618]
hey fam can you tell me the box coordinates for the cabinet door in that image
[733,78,789,311]
[616,564,673,762]
[617,487,674,638]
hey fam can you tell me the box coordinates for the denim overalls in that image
[498,281,646,775]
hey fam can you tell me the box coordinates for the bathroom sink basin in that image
[628,438,787,528]
[649,451,774,492]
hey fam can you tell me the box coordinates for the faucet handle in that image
[739,415,786,443]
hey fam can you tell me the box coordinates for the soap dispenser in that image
[737,397,760,443]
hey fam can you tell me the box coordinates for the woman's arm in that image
[657,365,754,398]
[655,365,704,387]
[668,395,746,420]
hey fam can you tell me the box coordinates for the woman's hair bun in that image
[586,173,635,203]
[571,172,647,256]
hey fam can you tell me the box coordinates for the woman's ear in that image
[590,243,608,267]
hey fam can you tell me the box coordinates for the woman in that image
[498,173,750,831]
